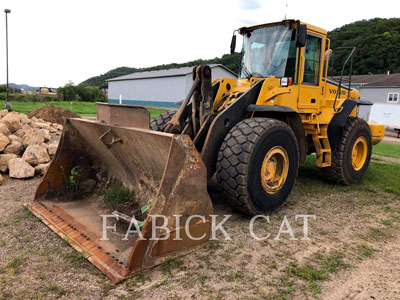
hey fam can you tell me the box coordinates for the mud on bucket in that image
[25,116,212,283]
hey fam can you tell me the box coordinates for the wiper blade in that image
[240,62,252,80]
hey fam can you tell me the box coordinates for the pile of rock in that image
[0,109,63,183]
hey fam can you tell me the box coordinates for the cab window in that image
[303,35,322,85]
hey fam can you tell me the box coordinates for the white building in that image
[107,64,237,108]
[358,74,400,128]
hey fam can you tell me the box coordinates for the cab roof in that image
[239,19,327,36]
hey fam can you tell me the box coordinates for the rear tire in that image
[150,110,176,131]
[326,117,372,185]
[216,118,299,216]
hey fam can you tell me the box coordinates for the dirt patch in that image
[321,235,400,299]
[1,161,400,299]
[372,154,400,164]
[383,130,400,145]
[27,105,80,125]
[0,176,105,300]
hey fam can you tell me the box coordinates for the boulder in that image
[54,124,63,131]
[31,121,51,130]
[0,112,22,133]
[46,142,59,157]
[0,123,11,136]
[8,135,22,143]
[22,124,32,132]
[41,129,51,142]
[4,141,24,156]
[0,133,10,152]
[0,111,66,178]
[22,144,50,166]
[22,129,41,147]
[0,174,2,185]
[0,109,8,119]
[22,128,50,147]
[14,129,25,138]
[19,114,28,125]
[0,153,19,172]
[35,163,50,176]
[8,158,35,178]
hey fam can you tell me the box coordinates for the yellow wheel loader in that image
[26,19,385,282]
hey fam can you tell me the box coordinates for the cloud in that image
[239,0,262,10]
[237,19,259,26]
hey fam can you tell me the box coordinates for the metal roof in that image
[333,73,400,87]
[359,74,400,88]
[107,64,237,82]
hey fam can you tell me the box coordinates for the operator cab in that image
[234,20,321,85]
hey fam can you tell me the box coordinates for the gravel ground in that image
[383,131,400,145]
[372,154,400,164]
[0,164,400,299]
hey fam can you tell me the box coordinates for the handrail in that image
[332,46,356,112]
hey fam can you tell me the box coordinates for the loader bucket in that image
[25,112,213,283]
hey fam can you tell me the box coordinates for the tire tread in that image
[216,118,298,215]
[150,110,176,131]
[326,117,372,185]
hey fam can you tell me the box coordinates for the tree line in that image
[57,82,106,102]
[0,83,107,103]
[328,18,400,75]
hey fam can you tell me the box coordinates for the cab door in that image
[298,34,324,110]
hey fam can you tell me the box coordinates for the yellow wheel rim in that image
[351,136,368,171]
[260,146,289,194]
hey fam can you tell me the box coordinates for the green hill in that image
[81,18,400,87]
[328,18,400,75]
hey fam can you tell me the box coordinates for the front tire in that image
[150,110,176,131]
[216,118,299,216]
[326,117,372,185]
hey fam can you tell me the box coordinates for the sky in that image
[0,0,399,88]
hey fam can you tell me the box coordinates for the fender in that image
[247,104,306,164]
[328,99,358,150]
[247,104,296,113]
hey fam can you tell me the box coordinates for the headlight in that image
[280,77,293,87]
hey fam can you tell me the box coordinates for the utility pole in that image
[4,9,11,111]
[284,4,288,19]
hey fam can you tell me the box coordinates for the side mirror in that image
[230,34,236,55]
[296,24,307,47]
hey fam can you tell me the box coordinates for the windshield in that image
[240,25,297,79]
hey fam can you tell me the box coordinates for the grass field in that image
[372,142,400,158]
[300,155,400,196]
[0,101,167,119]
